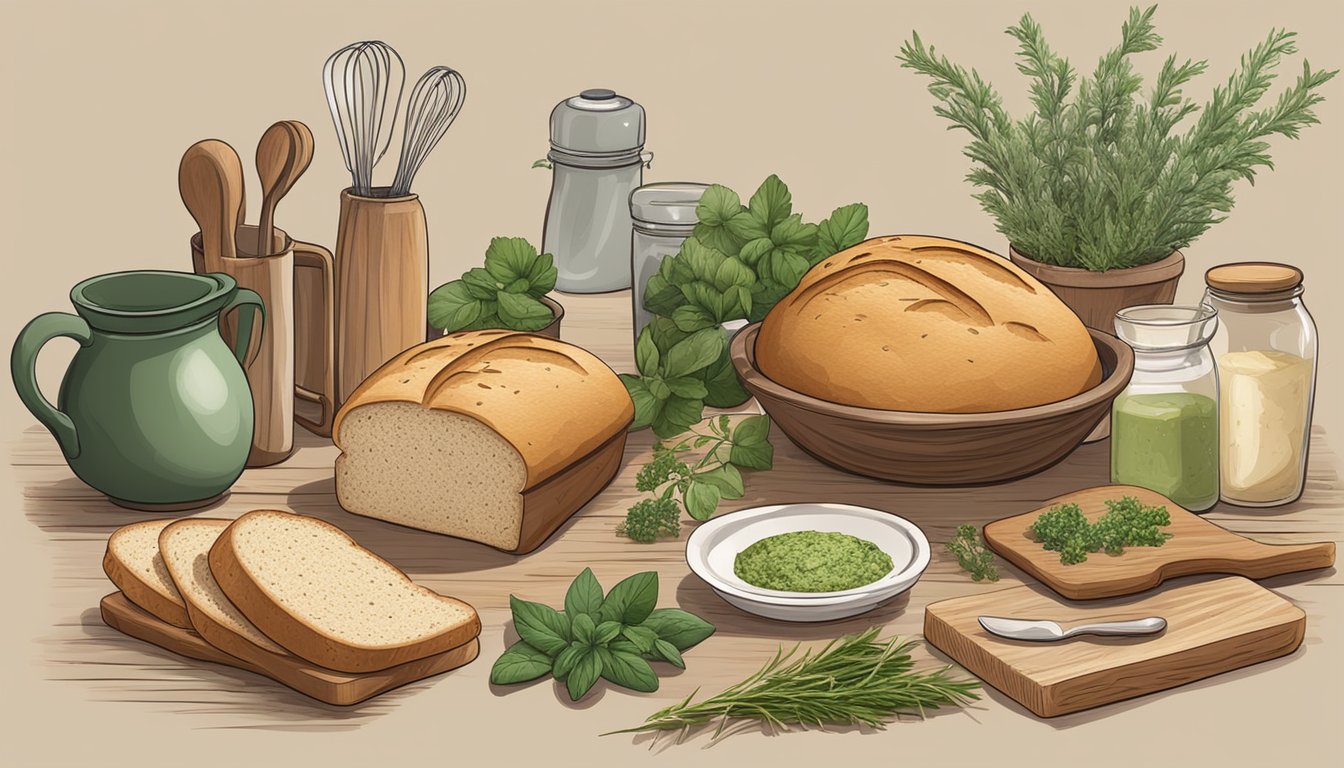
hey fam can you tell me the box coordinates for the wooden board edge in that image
[923,606,1051,718]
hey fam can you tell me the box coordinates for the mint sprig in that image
[428,236,558,333]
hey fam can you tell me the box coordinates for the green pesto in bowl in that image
[733,530,895,593]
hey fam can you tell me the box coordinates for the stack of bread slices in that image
[99,510,481,705]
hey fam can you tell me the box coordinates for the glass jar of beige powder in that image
[1203,263,1318,507]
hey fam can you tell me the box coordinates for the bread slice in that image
[102,519,192,628]
[331,331,632,552]
[209,510,482,673]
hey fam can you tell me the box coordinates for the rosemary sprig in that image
[606,627,980,744]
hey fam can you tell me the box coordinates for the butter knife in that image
[978,615,1167,642]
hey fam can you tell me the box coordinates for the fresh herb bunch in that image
[1029,496,1173,564]
[428,236,558,332]
[490,568,715,701]
[623,175,869,436]
[946,524,999,582]
[609,627,980,744]
[617,415,774,541]
[897,6,1336,271]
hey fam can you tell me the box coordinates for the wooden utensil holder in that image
[334,188,429,406]
[192,225,336,464]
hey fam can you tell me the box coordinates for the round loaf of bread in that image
[755,235,1102,413]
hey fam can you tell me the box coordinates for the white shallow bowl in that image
[686,503,930,622]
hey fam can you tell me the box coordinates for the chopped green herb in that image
[946,524,999,582]
[734,531,893,592]
[1029,496,1173,565]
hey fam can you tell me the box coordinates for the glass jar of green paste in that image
[1111,304,1220,512]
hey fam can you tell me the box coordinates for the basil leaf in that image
[640,608,716,651]
[427,281,482,332]
[695,184,743,227]
[566,648,603,701]
[652,394,702,438]
[621,374,661,430]
[701,348,750,408]
[748,174,793,230]
[738,237,775,267]
[600,649,659,693]
[749,279,794,322]
[663,328,725,378]
[572,612,596,646]
[646,377,672,400]
[525,251,557,294]
[598,571,660,626]
[759,246,810,288]
[621,624,659,653]
[671,304,716,333]
[713,256,754,292]
[651,638,685,668]
[696,463,744,499]
[607,637,642,656]
[684,480,722,521]
[647,316,690,353]
[642,272,686,317]
[593,620,623,646]
[770,214,818,250]
[666,376,708,400]
[634,329,660,375]
[726,209,768,242]
[510,595,571,657]
[496,292,554,331]
[816,203,870,255]
[731,414,771,446]
[694,224,746,257]
[489,640,555,685]
[484,236,538,284]
[461,268,500,300]
[551,641,586,681]
[729,414,774,470]
[564,567,604,619]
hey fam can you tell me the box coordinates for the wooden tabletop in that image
[6,291,1342,767]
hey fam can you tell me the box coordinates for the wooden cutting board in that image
[923,576,1305,718]
[100,593,479,706]
[983,485,1334,599]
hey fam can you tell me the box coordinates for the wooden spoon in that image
[179,139,245,272]
[255,120,315,255]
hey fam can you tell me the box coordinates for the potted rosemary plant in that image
[897,6,1335,330]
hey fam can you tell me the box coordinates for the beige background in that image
[1,0,1340,765]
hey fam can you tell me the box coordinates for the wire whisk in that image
[390,66,467,196]
[322,41,405,196]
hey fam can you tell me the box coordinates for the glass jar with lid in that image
[1203,263,1317,507]
[629,182,708,345]
[1111,304,1221,512]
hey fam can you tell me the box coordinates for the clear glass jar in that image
[1111,304,1220,512]
[629,183,707,345]
[1203,263,1317,507]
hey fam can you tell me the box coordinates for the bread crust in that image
[331,330,634,491]
[757,234,1102,413]
[209,510,483,674]
[102,520,192,629]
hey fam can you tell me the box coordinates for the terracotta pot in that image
[426,295,565,340]
[1008,246,1185,333]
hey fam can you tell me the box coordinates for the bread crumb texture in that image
[228,511,476,648]
[757,235,1102,412]
[108,519,183,605]
[159,520,287,653]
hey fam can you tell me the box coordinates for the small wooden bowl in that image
[729,324,1133,485]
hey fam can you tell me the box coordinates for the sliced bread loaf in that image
[331,330,633,553]
[209,510,482,673]
[102,519,192,629]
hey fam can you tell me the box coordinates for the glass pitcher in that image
[1111,304,1220,512]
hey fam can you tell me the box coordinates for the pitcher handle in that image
[221,288,266,367]
[292,240,337,436]
[11,312,92,459]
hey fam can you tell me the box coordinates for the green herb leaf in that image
[594,620,624,646]
[726,209,769,242]
[695,184,744,227]
[496,292,554,331]
[729,416,774,469]
[651,395,703,438]
[571,612,597,646]
[816,203,870,256]
[640,608,716,651]
[634,329,660,375]
[483,236,538,284]
[646,376,672,400]
[551,642,586,681]
[651,638,685,668]
[461,268,500,300]
[489,640,555,685]
[684,480,722,521]
[621,624,660,653]
[427,281,483,332]
[671,304,717,333]
[758,246,811,287]
[748,174,793,230]
[600,648,660,693]
[696,463,744,499]
[666,376,709,400]
[701,348,751,408]
[770,214,817,249]
[599,571,660,626]
[662,329,725,378]
[642,272,686,317]
[622,374,661,430]
[566,648,603,701]
[564,567,604,619]
[510,595,571,657]
[524,251,557,294]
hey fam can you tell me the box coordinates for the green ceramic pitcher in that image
[11,270,264,509]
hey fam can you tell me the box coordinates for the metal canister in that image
[629,182,708,344]
[543,89,647,293]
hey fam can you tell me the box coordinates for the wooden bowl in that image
[729,324,1133,485]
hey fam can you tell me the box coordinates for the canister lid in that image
[1205,262,1304,294]
[549,89,645,155]
[630,182,709,226]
